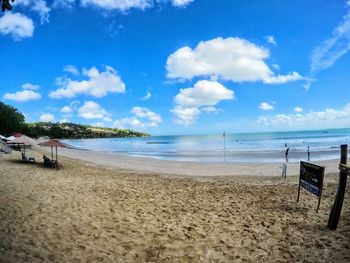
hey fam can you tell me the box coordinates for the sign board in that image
[297,161,325,212]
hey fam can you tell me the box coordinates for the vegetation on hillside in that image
[24,122,150,139]
[0,101,150,139]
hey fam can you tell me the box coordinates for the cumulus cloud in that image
[0,12,34,40]
[131,106,161,125]
[52,0,75,9]
[114,106,162,129]
[171,0,194,7]
[141,90,152,100]
[171,106,201,126]
[22,83,40,90]
[3,89,41,102]
[258,102,274,111]
[310,2,350,74]
[166,37,303,84]
[80,0,153,12]
[78,101,112,121]
[61,105,73,114]
[15,0,50,24]
[294,106,303,113]
[40,113,55,122]
[60,118,70,123]
[257,102,350,129]
[64,65,79,75]
[172,80,234,125]
[80,0,194,12]
[265,35,277,46]
[50,66,126,99]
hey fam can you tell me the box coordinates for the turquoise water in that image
[63,128,350,163]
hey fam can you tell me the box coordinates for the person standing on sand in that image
[307,146,310,161]
[285,147,290,162]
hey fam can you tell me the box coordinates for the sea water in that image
[63,128,350,163]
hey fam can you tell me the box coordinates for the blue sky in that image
[0,0,350,135]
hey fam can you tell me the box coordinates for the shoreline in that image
[56,146,342,177]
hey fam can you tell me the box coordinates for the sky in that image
[0,0,350,135]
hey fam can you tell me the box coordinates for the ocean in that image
[63,128,350,163]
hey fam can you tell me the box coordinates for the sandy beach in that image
[0,149,350,262]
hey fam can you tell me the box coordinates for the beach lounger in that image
[43,155,57,168]
[22,152,35,163]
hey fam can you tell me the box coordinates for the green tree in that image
[0,101,25,136]
[1,0,14,12]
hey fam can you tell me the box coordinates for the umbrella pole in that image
[23,143,25,156]
[56,147,58,162]
[51,147,53,160]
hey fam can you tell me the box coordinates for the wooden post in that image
[328,144,348,230]
[56,146,58,170]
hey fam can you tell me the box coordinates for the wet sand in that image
[55,147,342,177]
[0,150,349,262]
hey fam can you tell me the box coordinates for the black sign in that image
[299,161,325,196]
[297,161,325,212]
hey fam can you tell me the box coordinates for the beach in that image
[0,149,349,262]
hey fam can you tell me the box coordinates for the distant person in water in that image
[307,146,310,161]
[285,147,290,162]
[285,143,287,148]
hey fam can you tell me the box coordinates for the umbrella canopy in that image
[39,139,71,165]
[39,139,70,148]
[6,136,15,141]
[0,135,7,140]
[7,135,37,156]
[8,135,37,145]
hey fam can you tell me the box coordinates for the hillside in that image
[23,122,150,139]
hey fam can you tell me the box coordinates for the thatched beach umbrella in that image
[39,139,70,164]
[8,135,37,156]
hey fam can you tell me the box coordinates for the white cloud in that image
[172,80,234,125]
[81,0,152,12]
[141,90,152,100]
[131,106,161,125]
[40,113,55,122]
[15,0,50,24]
[60,118,69,123]
[265,35,277,46]
[80,0,194,12]
[3,90,41,102]
[166,37,302,84]
[50,66,126,99]
[294,106,303,113]
[258,102,274,111]
[63,65,79,75]
[171,106,201,125]
[22,83,40,90]
[114,117,142,129]
[171,0,194,7]
[0,12,34,40]
[272,64,280,70]
[61,105,73,114]
[52,0,75,9]
[91,122,105,127]
[310,2,350,74]
[114,106,162,129]
[78,101,112,121]
[257,102,350,129]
